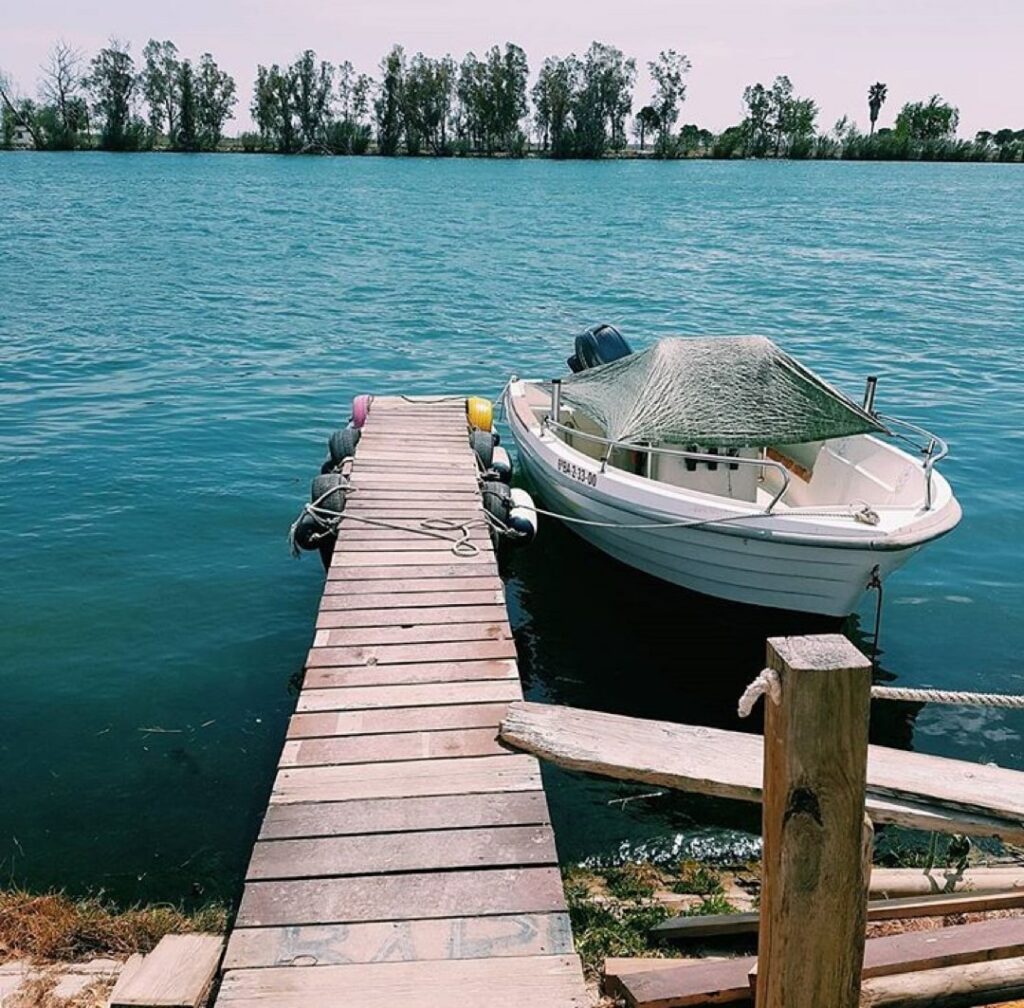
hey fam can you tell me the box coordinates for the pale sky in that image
[3,0,1021,138]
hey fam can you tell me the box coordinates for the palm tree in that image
[868,82,888,136]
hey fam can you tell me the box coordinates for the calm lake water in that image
[1,153,1022,904]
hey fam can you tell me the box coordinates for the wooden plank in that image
[258,791,551,841]
[312,623,512,648]
[315,604,509,629]
[605,956,757,1007]
[322,576,503,597]
[870,867,1024,898]
[326,563,499,582]
[247,825,557,880]
[335,531,490,547]
[652,890,1024,941]
[499,702,1024,843]
[304,658,518,688]
[217,956,586,1008]
[306,639,519,668]
[223,913,574,969]
[288,702,512,738]
[333,550,493,567]
[270,753,540,804]
[236,866,569,927]
[612,920,1024,1007]
[281,727,509,766]
[319,589,505,610]
[296,679,522,713]
[110,934,223,1008]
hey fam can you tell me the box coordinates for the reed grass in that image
[0,889,226,962]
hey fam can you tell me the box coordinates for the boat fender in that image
[328,426,360,465]
[351,394,372,429]
[507,487,538,544]
[488,445,513,483]
[467,396,494,433]
[481,480,512,523]
[311,473,347,518]
[470,428,494,470]
[292,511,325,551]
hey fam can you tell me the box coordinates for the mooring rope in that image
[289,482,487,557]
[737,668,1024,716]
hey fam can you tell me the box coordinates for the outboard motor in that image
[567,323,633,372]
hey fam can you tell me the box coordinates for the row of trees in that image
[3,40,1023,162]
[0,39,235,151]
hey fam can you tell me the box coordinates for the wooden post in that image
[756,634,873,1008]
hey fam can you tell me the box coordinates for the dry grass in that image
[0,889,226,962]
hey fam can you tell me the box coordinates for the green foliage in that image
[604,862,659,900]
[141,40,180,139]
[672,860,724,896]
[86,40,150,151]
[375,45,405,156]
[635,105,659,150]
[176,60,198,151]
[681,892,738,916]
[868,81,888,135]
[741,75,817,156]
[457,44,529,155]
[895,95,959,141]
[648,49,691,156]
[196,53,236,150]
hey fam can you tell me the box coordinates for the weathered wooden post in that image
[756,634,874,1008]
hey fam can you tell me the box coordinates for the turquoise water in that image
[1,153,1021,903]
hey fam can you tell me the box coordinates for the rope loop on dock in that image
[737,668,782,718]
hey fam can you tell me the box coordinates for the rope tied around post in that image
[738,668,782,718]
[738,667,1024,716]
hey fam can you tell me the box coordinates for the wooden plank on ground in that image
[303,658,518,688]
[500,701,1024,843]
[110,934,223,1008]
[287,702,512,738]
[258,791,551,841]
[334,550,493,567]
[217,956,587,1008]
[296,679,521,712]
[280,727,509,766]
[223,912,575,969]
[652,891,1024,940]
[604,956,757,1006]
[236,866,568,927]
[270,753,541,804]
[247,825,557,880]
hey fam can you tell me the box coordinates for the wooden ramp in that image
[216,397,587,1008]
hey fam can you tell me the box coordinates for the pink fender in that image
[351,394,372,429]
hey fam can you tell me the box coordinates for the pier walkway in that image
[216,397,587,1007]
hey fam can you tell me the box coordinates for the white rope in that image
[737,667,1024,716]
[737,668,782,718]
[870,686,1024,709]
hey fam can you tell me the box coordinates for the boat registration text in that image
[558,459,598,487]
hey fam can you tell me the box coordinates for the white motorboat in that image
[503,329,961,616]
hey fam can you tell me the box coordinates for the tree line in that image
[2,39,1022,162]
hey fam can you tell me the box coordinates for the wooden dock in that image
[216,397,587,1007]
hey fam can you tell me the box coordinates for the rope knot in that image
[738,668,782,718]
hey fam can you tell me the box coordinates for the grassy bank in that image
[0,889,226,962]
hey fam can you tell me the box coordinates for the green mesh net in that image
[557,336,885,448]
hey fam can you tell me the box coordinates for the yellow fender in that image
[466,396,493,433]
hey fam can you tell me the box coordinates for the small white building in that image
[10,124,35,150]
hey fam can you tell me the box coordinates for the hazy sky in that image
[3,0,1021,137]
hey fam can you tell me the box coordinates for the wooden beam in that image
[756,634,872,1008]
[109,934,223,1007]
[498,702,1024,842]
[859,955,1024,1008]
[652,890,1024,941]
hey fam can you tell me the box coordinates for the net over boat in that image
[554,335,887,448]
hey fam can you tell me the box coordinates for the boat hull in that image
[504,387,957,617]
